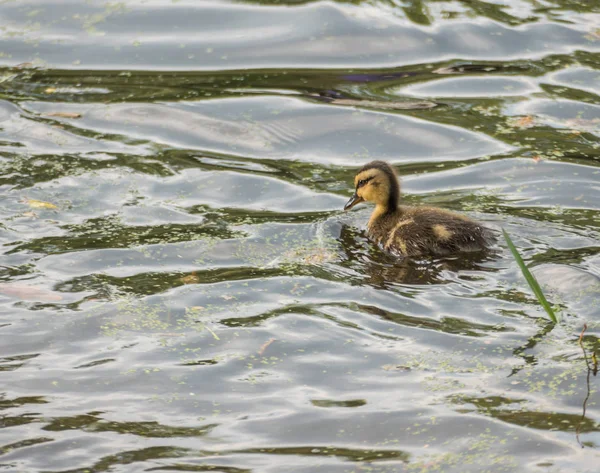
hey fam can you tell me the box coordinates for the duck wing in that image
[378,207,495,257]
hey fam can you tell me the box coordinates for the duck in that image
[343,160,495,257]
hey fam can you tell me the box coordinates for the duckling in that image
[344,160,495,257]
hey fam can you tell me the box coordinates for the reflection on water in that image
[0,0,599,472]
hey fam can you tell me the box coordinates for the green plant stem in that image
[503,228,558,324]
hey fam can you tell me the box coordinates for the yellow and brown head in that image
[344,161,400,211]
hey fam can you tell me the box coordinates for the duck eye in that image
[358,179,366,188]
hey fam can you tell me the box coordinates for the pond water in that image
[1,0,600,471]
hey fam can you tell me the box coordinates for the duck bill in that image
[344,193,363,211]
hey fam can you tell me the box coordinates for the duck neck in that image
[368,203,391,229]
[367,175,401,229]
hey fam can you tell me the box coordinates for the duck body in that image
[344,161,495,257]
[366,204,495,257]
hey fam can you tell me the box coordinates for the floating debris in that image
[23,198,58,210]
[0,283,63,302]
[509,115,535,128]
[258,338,276,356]
[382,364,412,372]
[180,272,200,284]
[433,64,498,75]
[327,98,438,110]
[43,112,82,119]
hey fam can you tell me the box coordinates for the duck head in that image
[344,160,400,212]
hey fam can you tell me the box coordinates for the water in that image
[1,0,599,471]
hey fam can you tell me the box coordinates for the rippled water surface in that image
[1,1,600,471]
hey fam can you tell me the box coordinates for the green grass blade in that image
[502,229,558,324]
